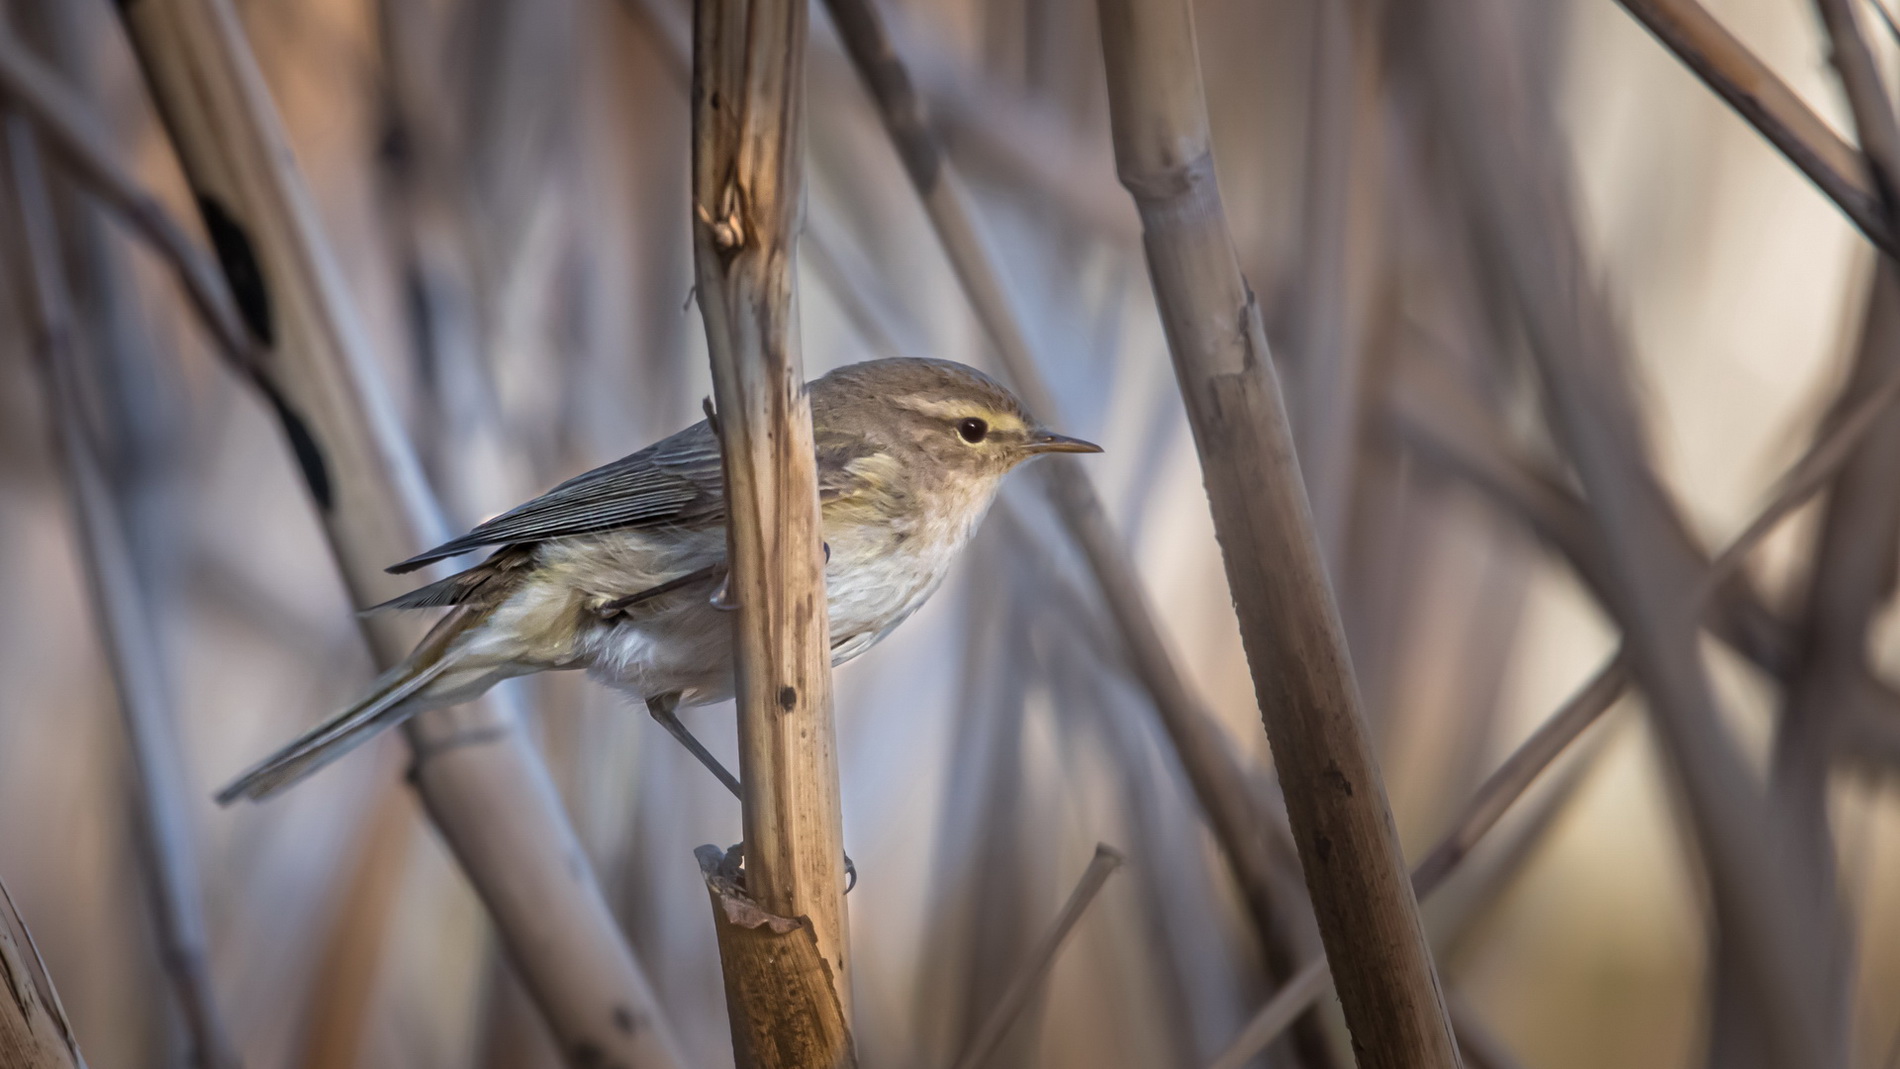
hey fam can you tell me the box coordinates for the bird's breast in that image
[820,509,967,662]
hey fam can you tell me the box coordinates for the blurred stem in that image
[1208,653,1624,1069]
[816,2,1335,1063]
[1745,259,1900,1065]
[17,0,180,594]
[949,845,1125,1069]
[4,116,241,1069]
[109,1,689,1064]
[1447,999,1528,1069]
[1812,0,1900,208]
[292,788,413,1069]
[1097,0,1459,1065]
[1291,0,1375,573]
[1610,0,1894,254]
[0,32,252,362]
[1411,0,1841,1062]
[1388,343,1900,756]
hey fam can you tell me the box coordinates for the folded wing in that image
[388,420,727,574]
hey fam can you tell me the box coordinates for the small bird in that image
[217,358,1100,804]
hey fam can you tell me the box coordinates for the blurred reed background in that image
[1,0,1898,1066]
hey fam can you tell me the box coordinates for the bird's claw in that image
[720,844,857,894]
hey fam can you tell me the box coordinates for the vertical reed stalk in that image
[109,2,686,1064]
[691,0,854,1063]
[1096,1,1460,1066]
[3,114,239,1069]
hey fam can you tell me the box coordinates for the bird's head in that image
[811,358,1101,500]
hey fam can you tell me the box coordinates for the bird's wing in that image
[388,422,888,575]
[388,421,726,573]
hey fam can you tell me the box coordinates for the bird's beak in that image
[1026,430,1103,455]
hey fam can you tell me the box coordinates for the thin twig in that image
[1449,997,1531,1069]
[1814,0,1900,211]
[1388,352,1785,675]
[1868,0,1900,44]
[0,31,252,365]
[1433,724,1616,959]
[949,845,1126,1069]
[1389,342,1900,720]
[1611,0,1894,254]
[1406,654,1628,894]
[1862,0,1900,43]
[1205,963,1331,1069]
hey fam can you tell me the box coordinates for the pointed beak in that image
[1026,430,1103,455]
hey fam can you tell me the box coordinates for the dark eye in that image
[956,417,989,443]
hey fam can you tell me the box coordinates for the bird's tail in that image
[215,609,479,805]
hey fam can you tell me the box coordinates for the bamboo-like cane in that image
[690,0,854,1062]
[0,877,84,1069]
[107,2,687,1065]
[1409,0,1840,1064]
[3,116,239,1069]
[1095,2,1460,1066]
[812,4,1334,1062]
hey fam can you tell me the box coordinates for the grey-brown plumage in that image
[217,358,1100,803]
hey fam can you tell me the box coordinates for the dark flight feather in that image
[365,546,536,611]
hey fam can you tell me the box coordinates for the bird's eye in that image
[956,417,989,443]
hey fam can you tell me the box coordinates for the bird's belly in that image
[578,599,737,706]
[561,532,957,705]
[822,540,949,663]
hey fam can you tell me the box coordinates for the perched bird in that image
[217,358,1100,804]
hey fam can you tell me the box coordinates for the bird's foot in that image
[717,843,858,894]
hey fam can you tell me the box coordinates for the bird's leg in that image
[643,693,858,893]
[646,693,742,799]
